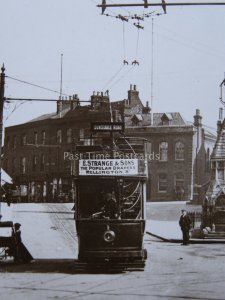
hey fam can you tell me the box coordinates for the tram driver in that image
[101,191,118,219]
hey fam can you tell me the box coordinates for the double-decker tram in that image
[73,122,148,271]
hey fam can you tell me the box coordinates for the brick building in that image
[3,85,216,202]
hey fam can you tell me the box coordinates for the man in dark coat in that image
[179,209,192,245]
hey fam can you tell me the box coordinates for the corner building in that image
[3,85,215,202]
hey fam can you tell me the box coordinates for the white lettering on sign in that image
[93,124,123,131]
[79,159,139,176]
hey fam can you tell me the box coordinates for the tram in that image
[73,121,148,270]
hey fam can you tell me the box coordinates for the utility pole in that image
[0,64,5,219]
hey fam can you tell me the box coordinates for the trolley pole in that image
[0,64,5,220]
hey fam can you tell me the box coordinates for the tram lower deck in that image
[77,219,146,262]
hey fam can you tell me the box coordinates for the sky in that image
[1,0,225,130]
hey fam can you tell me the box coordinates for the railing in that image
[187,210,221,229]
[187,211,203,229]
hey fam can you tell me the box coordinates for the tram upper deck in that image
[73,122,148,221]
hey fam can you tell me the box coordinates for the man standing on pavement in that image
[179,209,192,245]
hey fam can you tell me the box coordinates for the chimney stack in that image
[194,109,202,127]
[219,107,223,120]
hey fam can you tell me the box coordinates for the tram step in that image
[72,260,145,272]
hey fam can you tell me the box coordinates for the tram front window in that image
[77,179,143,220]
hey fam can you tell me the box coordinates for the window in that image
[21,134,27,146]
[40,154,45,171]
[159,142,168,161]
[79,128,84,140]
[174,173,184,190]
[13,135,17,149]
[5,136,10,148]
[175,141,184,160]
[158,174,167,192]
[12,158,16,173]
[20,157,26,174]
[174,173,185,200]
[4,159,8,170]
[57,129,62,144]
[65,160,71,170]
[218,169,224,180]
[145,142,151,155]
[34,132,38,145]
[41,130,46,145]
[32,156,38,172]
[66,128,72,143]
[218,161,224,180]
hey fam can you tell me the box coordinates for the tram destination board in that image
[91,122,124,132]
[79,158,146,176]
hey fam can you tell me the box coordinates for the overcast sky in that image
[1,0,225,130]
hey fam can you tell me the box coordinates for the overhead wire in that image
[109,65,135,89]
[4,100,28,122]
[6,76,70,97]
[102,65,125,90]
[144,16,225,59]
[135,27,140,60]
[123,22,126,61]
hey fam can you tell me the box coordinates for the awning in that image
[1,169,12,184]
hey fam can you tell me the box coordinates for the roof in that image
[211,128,225,159]
[28,108,70,123]
[153,112,186,126]
[26,104,112,124]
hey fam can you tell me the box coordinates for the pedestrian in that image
[12,223,33,263]
[179,209,192,245]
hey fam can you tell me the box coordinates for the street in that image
[0,202,225,300]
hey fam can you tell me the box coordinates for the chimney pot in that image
[196,109,200,116]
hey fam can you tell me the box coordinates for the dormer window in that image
[161,113,172,126]
[131,114,143,126]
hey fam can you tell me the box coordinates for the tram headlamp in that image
[103,230,115,243]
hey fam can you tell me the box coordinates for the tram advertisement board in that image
[79,159,141,176]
